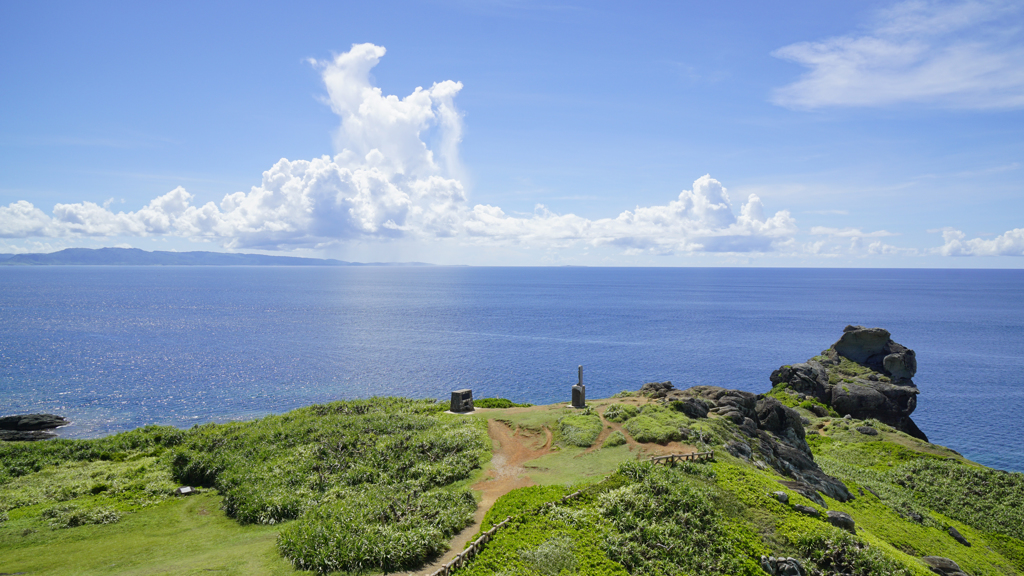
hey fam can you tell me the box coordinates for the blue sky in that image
[1,0,1022,266]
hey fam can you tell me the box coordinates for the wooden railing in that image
[428,490,585,576]
[649,451,714,465]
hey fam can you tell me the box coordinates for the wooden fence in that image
[649,451,714,465]
[427,490,585,576]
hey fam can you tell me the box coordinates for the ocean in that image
[0,266,1021,472]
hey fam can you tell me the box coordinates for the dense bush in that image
[603,404,639,423]
[890,459,1024,541]
[794,528,912,576]
[277,486,476,573]
[597,461,759,575]
[558,414,602,447]
[474,398,534,409]
[161,398,489,571]
[602,431,626,448]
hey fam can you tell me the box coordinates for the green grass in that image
[602,403,639,423]
[0,492,304,576]
[558,414,602,447]
[1,397,490,575]
[474,398,534,409]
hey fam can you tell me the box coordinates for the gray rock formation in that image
[793,505,820,518]
[761,556,805,576]
[770,326,927,441]
[639,381,674,398]
[826,510,856,533]
[921,556,969,576]
[948,526,971,546]
[0,413,68,431]
[0,413,68,441]
[678,386,852,504]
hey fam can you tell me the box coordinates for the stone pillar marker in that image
[450,389,474,413]
[571,365,586,408]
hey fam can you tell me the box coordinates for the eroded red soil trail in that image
[400,418,553,576]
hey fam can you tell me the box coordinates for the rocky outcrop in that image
[761,556,806,576]
[0,413,68,441]
[826,510,856,533]
[770,326,927,441]
[675,386,852,504]
[922,556,970,576]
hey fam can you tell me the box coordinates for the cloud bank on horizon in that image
[1,24,1022,260]
[0,43,802,256]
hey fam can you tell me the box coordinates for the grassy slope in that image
[1,492,301,576]
[3,393,1022,576]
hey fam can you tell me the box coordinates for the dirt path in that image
[399,419,554,576]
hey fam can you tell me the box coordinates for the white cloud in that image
[772,0,1024,109]
[939,227,1024,255]
[0,44,801,256]
[810,226,898,237]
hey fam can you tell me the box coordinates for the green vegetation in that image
[1,397,488,575]
[474,398,534,409]
[558,413,603,447]
[602,403,639,423]
[5,390,1024,576]
[621,404,690,445]
[601,431,626,448]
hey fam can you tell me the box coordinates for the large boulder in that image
[921,556,969,576]
[770,327,927,441]
[0,413,68,431]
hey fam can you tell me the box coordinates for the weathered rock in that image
[0,429,59,441]
[856,426,879,436]
[948,526,971,546]
[761,555,805,576]
[826,510,856,533]
[671,397,709,419]
[0,413,68,441]
[770,491,789,504]
[639,381,674,398]
[779,479,827,507]
[793,505,820,518]
[0,413,69,431]
[769,327,927,441]
[725,440,752,459]
[740,417,759,437]
[921,556,969,576]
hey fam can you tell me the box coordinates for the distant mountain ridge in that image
[0,247,429,266]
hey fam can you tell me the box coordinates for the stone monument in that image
[450,389,474,413]
[571,365,586,408]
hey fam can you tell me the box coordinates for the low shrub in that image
[794,528,912,576]
[603,404,639,423]
[474,398,533,409]
[519,533,577,575]
[597,461,760,575]
[623,415,682,444]
[559,414,602,447]
[602,431,626,448]
[41,504,121,529]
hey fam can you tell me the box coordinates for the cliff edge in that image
[769,325,926,441]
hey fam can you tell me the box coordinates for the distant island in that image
[0,247,430,266]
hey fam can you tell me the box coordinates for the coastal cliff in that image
[769,325,927,441]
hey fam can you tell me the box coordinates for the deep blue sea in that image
[0,266,1021,472]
